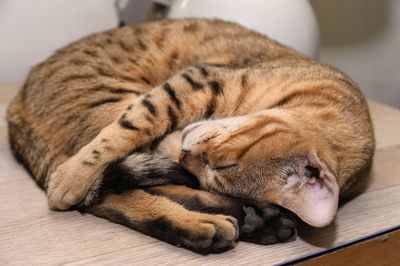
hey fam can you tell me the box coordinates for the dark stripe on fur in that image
[140,76,151,85]
[89,85,140,95]
[83,49,98,58]
[95,67,138,83]
[168,52,180,69]
[205,98,216,118]
[88,97,122,108]
[182,74,204,90]
[82,160,95,166]
[119,113,139,130]
[167,106,178,130]
[163,83,182,109]
[195,65,209,77]
[117,40,133,52]
[60,74,96,83]
[208,80,223,95]
[142,98,158,116]
[270,88,342,109]
[137,39,148,51]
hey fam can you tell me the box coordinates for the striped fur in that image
[7,19,374,252]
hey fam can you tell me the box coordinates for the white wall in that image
[0,0,118,84]
[311,0,400,108]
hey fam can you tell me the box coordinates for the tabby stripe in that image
[88,97,122,108]
[168,52,179,69]
[167,106,178,130]
[154,33,165,49]
[42,64,69,83]
[118,40,133,52]
[110,55,122,64]
[119,113,139,131]
[149,134,168,151]
[145,115,154,124]
[89,85,140,95]
[83,49,98,57]
[182,74,204,90]
[82,160,96,166]
[95,67,115,78]
[137,39,148,51]
[270,88,342,109]
[208,80,223,95]
[89,207,134,229]
[213,175,224,188]
[195,65,209,77]
[128,58,139,66]
[206,63,233,68]
[142,99,158,116]
[163,83,181,110]
[183,22,199,32]
[119,75,138,83]
[133,26,144,35]
[69,58,87,66]
[230,118,289,142]
[232,73,251,114]
[241,73,248,88]
[95,67,138,83]
[205,98,216,118]
[92,150,101,160]
[60,74,96,83]
[92,150,101,155]
[140,76,151,85]
[237,129,292,159]
[289,101,328,109]
[105,37,113,45]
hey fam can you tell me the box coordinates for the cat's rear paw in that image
[239,205,297,244]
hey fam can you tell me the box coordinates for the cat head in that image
[179,114,339,227]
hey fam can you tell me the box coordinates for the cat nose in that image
[179,149,191,163]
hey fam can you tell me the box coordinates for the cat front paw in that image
[47,158,101,210]
[239,205,297,244]
[166,213,239,253]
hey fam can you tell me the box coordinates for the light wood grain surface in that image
[0,85,399,266]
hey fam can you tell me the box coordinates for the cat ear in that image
[278,155,339,227]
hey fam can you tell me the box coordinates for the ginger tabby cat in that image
[7,19,374,253]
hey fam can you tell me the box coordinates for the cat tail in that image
[77,153,199,211]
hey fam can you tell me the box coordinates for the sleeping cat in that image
[7,19,374,253]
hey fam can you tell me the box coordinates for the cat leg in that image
[88,188,238,253]
[47,65,245,210]
[145,185,297,244]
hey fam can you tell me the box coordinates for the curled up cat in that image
[7,19,374,253]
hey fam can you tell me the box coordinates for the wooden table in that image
[0,85,399,265]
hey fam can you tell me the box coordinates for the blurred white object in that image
[167,0,319,58]
[0,0,118,83]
